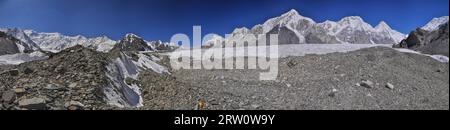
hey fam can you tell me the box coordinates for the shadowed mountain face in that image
[0,32,20,55]
[267,25,300,45]
[205,10,406,46]
[396,22,449,56]
[416,22,449,56]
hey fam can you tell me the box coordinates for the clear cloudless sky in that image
[0,0,448,41]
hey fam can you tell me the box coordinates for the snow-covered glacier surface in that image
[0,51,48,65]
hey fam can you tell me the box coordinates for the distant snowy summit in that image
[0,28,175,55]
[421,16,449,31]
[206,9,407,45]
[0,28,116,53]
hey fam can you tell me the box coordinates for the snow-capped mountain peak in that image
[1,27,180,54]
[261,9,316,33]
[375,21,392,30]
[338,16,373,30]
[125,33,141,39]
[123,33,143,43]
[96,35,111,40]
[421,16,449,31]
[2,28,41,53]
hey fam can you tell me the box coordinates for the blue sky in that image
[0,0,448,41]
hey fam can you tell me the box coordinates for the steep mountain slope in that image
[23,29,116,53]
[1,28,177,55]
[2,28,41,53]
[421,16,449,31]
[173,46,448,110]
[112,33,155,52]
[0,11,447,110]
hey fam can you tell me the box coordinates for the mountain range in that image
[0,9,448,110]
[206,9,407,45]
[395,16,449,56]
[1,9,448,56]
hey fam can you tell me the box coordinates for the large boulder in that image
[18,97,46,110]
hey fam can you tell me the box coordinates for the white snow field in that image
[421,16,449,31]
[167,44,448,63]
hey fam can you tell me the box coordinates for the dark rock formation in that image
[395,22,449,56]
[0,31,20,55]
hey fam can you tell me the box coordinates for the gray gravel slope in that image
[149,46,448,110]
